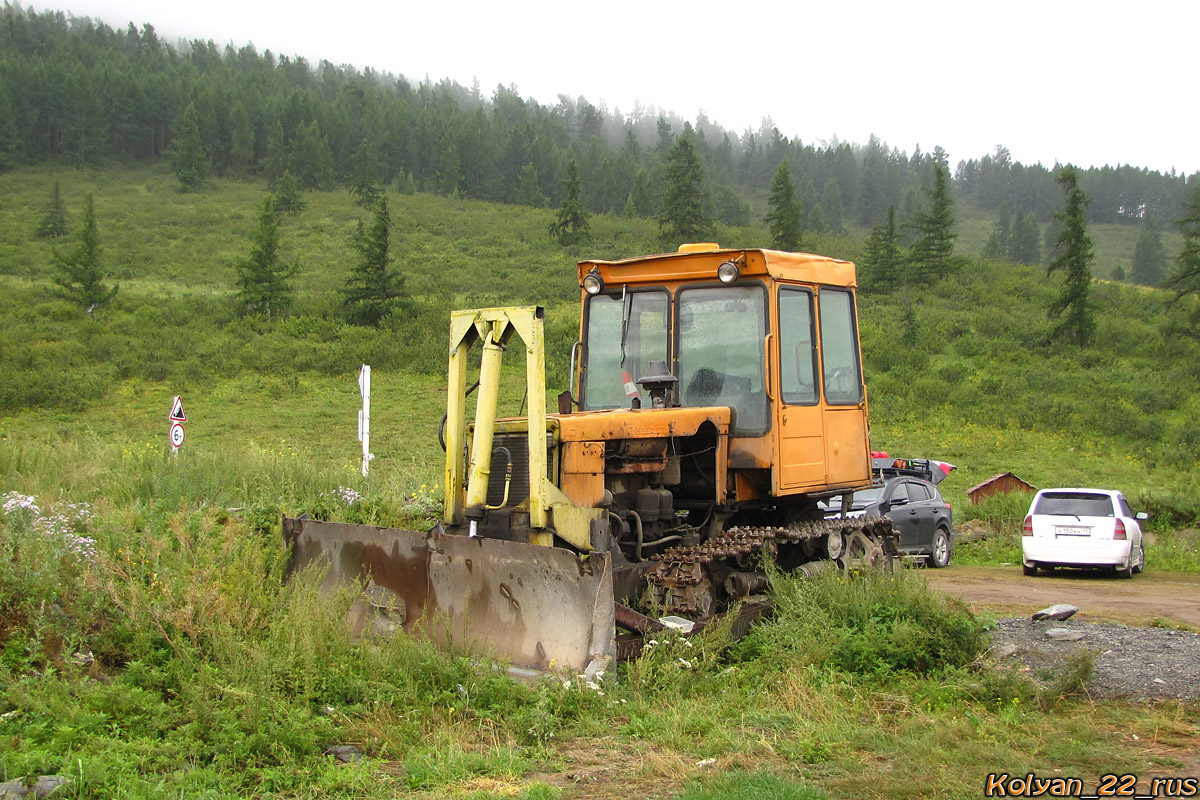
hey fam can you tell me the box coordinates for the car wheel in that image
[1022,563,1038,576]
[1116,551,1134,579]
[927,527,951,568]
[1133,543,1145,574]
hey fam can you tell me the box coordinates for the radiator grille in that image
[487,432,555,508]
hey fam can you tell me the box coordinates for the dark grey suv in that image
[822,476,955,567]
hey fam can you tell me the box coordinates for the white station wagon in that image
[1021,488,1146,578]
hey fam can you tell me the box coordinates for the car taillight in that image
[1114,519,1127,540]
[1022,515,1034,536]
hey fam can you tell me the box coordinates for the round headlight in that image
[582,268,604,295]
[717,260,740,284]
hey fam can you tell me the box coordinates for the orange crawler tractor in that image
[285,245,895,674]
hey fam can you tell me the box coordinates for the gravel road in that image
[922,565,1200,702]
[988,617,1200,701]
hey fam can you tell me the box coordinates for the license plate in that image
[1055,526,1090,537]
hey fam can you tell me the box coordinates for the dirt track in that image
[923,564,1200,629]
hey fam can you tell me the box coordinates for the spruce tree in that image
[626,168,656,218]
[343,195,402,326]
[349,138,382,208]
[36,180,70,239]
[860,205,905,292]
[51,194,117,317]
[236,194,296,318]
[1130,216,1167,287]
[0,78,17,172]
[228,100,255,175]
[271,170,305,215]
[765,160,803,251]
[260,120,289,183]
[908,164,957,279]
[169,103,209,192]
[658,135,714,245]
[982,202,1011,259]
[293,120,335,190]
[515,163,546,208]
[1009,208,1041,265]
[548,160,591,246]
[1165,183,1200,313]
[1047,166,1096,349]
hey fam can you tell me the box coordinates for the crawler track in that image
[646,516,897,615]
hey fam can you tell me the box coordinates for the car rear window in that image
[1034,492,1115,517]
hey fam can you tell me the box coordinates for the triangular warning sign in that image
[169,396,187,422]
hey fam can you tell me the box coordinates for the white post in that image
[358,365,373,477]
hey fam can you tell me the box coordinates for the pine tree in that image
[548,160,591,246]
[765,159,803,251]
[36,180,70,239]
[343,195,402,326]
[169,102,209,192]
[658,135,714,245]
[1165,183,1200,313]
[1009,208,1041,265]
[908,164,957,279]
[1047,166,1096,349]
[236,194,296,318]
[1130,216,1167,287]
[51,194,117,317]
[860,205,905,292]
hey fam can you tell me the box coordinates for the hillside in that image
[2,163,1199,515]
[3,169,1200,800]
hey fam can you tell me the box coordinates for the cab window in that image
[582,290,669,410]
[818,288,864,405]
[677,284,768,435]
[778,286,818,405]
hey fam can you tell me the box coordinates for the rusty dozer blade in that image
[283,517,616,674]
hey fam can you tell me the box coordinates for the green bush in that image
[738,568,985,677]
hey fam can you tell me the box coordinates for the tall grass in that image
[2,475,1191,798]
[738,568,985,676]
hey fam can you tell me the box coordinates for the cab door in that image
[817,288,870,487]
[776,286,825,489]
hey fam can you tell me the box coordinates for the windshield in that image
[677,284,768,434]
[819,485,885,511]
[852,487,886,506]
[581,290,669,410]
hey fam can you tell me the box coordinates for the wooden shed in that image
[967,473,1037,503]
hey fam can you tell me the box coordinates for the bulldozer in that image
[284,244,896,675]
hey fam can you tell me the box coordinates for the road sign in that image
[169,422,185,449]
[169,396,187,422]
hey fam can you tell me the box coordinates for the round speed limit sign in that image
[169,422,185,449]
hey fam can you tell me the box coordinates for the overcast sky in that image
[52,0,1198,175]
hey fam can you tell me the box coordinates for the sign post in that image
[168,396,186,454]
[358,365,373,477]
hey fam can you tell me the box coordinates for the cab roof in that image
[578,246,857,289]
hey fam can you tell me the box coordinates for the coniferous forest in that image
[0,3,1194,235]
